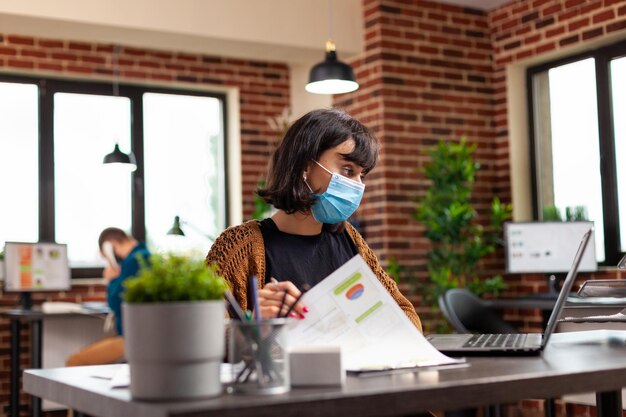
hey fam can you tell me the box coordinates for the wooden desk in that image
[23,331,626,417]
[1,306,109,417]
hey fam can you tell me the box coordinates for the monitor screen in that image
[3,242,71,292]
[504,221,597,273]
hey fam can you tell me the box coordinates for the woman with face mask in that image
[206,108,422,332]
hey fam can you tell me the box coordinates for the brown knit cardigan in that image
[205,220,422,332]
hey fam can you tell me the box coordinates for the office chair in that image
[437,289,515,417]
[438,289,555,417]
[439,288,517,334]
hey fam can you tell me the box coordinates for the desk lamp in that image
[618,252,626,269]
[167,216,215,242]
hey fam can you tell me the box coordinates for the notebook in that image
[427,227,593,356]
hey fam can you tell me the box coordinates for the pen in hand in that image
[270,277,289,318]
[277,290,288,318]
[264,278,309,319]
[281,284,310,319]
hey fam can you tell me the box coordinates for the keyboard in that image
[462,333,525,349]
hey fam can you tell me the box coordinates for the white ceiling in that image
[0,0,515,66]
[436,0,514,11]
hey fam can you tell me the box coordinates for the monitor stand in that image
[19,292,33,310]
[547,274,560,296]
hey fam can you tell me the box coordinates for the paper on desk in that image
[89,364,129,388]
[110,364,130,388]
[567,296,626,305]
[560,309,626,323]
[286,255,462,372]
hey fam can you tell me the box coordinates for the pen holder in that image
[228,318,290,395]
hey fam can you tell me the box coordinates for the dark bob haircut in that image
[257,108,379,215]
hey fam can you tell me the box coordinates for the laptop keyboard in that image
[463,333,525,349]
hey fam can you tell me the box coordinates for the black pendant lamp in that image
[103,143,137,171]
[305,0,358,95]
[102,44,137,172]
[306,39,358,94]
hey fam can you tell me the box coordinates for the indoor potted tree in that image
[415,138,512,303]
[122,253,228,400]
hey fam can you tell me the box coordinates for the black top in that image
[259,218,358,290]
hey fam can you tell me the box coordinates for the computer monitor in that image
[504,221,597,273]
[3,242,71,309]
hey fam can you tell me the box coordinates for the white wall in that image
[0,0,364,64]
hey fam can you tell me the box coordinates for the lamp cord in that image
[112,44,120,98]
[327,0,333,40]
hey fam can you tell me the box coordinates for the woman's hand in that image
[258,279,308,319]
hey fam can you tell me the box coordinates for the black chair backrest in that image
[441,288,518,334]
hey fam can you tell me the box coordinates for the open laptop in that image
[427,227,593,356]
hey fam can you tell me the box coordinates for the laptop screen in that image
[540,228,593,349]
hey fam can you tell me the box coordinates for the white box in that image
[289,345,344,386]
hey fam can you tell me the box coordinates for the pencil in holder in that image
[227,318,290,395]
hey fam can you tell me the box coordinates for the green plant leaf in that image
[123,253,228,303]
[252,178,272,220]
[415,138,510,302]
[385,256,404,284]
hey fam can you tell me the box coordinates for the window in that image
[54,93,133,267]
[611,56,626,253]
[0,75,227,277]
[0,82,39,245]
[528,40,626,265]
[143,93,225,253]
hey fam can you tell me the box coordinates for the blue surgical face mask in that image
[305,160,365,224]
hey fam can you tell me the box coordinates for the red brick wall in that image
[336,0,499,332]
[489,0,626,334]
[338,1,625,415]
[1,1,625,414]
[337,0,626,335]
[0,33,289,416]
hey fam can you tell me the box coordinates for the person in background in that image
[65,227,150,366]
[206,108,421,332]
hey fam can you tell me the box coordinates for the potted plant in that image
[415,138,512,303]
[122,253,228,400]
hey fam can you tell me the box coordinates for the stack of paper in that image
[286,255,464,373]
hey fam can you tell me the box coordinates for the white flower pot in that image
[123,300,225,400]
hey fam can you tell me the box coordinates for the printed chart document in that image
[287,255,463,372]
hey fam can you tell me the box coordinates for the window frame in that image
[0,73,228,278]
[527,40,626,266]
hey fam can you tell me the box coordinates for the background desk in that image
[24,331,626,417]
[484,295,556,311]
[484,295,626,329]
[485,295,626,312]
[1,306,110,417]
